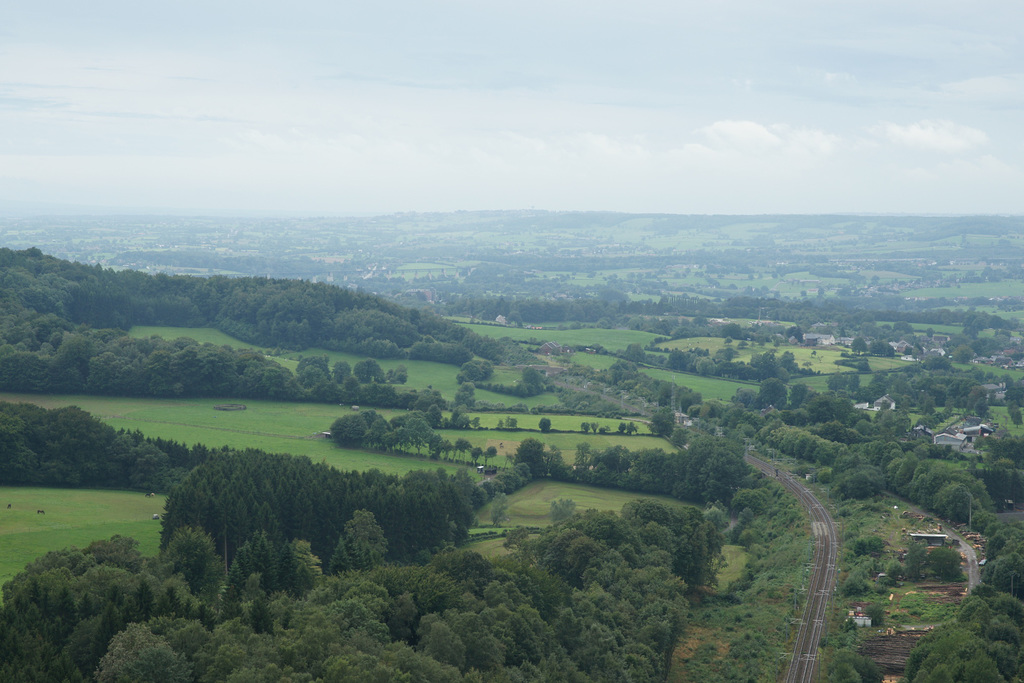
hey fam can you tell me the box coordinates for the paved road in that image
[747,454,839,683]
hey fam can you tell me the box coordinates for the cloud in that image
[686,120,839,161]
[875,119,988,153]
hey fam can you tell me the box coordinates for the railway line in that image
[746,454,839,683]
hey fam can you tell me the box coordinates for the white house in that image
[873,395,896,411]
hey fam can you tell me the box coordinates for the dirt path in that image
[890,494,980,592]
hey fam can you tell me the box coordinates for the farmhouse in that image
[539,341,572,356]
[962,424,995,442]
[933,433,968,450]
[908,424,934,439]
[856,395,897,411]
[802,333,836,346]
[873,395,897,411]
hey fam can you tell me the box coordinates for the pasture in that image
[129,326,560,408]
[637,367,757,402]
[0,487,164,595]
[456,323,663,352]
[0,392,662,476]
[904,281,1024,299]
[463,413,645,433]
[654,337,859,375]
[474,480,693,528]
[130,326,266,349]
[0,393,470,477]
[435,429,666,464]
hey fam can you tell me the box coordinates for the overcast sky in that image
[2,1,1023,215]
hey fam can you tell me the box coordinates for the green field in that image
[461,536,512,558]
[129,326,560,409]
[475,480,693,528]
[0,392,661,477]
[130,326,266,349]
[436,429,664,465]
[0,393,470,477]
[638,367,757,402]
[0,487,165,593]
[904,281,1024,298]
[654,337,862,375]
[457,323,662,352]
[718,545,748,588]
[463,413,646,433]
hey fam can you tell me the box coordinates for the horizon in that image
[3,2,1023,216]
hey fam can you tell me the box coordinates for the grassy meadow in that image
[129,326,560,409]
[0,392,665,477]
[456,323,663,353]
[0,393,470,477]
[0,487,165,593]
[637,367,757,402]
[474,479,694,528]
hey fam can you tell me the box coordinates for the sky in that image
[2,1,1023,215]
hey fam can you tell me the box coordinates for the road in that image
[746,454,839,683]
[891,496,980,592]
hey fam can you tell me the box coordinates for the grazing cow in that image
[6,503,10,509]
[37,510,44,514]
[146,492,155,498]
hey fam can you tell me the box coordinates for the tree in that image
[519,367,545,396]
[353,358,385,383]
[334,509,388,572]
[868,340,895,357]
[514,438,547,478]
[1009,404,1023,427]
[161,526,223,596]
[538,417,552,433]
[330,413,367,447]
[454,382,475,408]
[927,546,964,581]
[905,541,928,579]
[951,345,976,364]
[387,364,408,384]
[850,337,868,354]
[550,498,576,522]
[331,360,351,383]
[757,377,787,409]
[649,408,676,437]
[454,437,472,461]
[95,623,192,683]
[490,493,510,527]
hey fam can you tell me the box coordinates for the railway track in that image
[746,454,839,683]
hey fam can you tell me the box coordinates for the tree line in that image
[0,246,501,365]
[0,509,701,682]
[0,401,210,492]
[161,450,476,567]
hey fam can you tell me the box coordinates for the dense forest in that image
[0,401,209,491]
[0,402,728,681]
[0,247,532,405]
